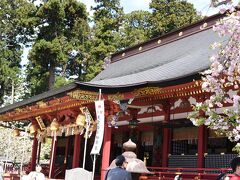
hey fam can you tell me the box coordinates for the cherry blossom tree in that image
[189,2,240,149]
[0,127,51,166]
[0,128,32,164]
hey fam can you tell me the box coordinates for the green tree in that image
[26,0,89,95]
[2,76,29,107]
[86,0,124,80]
[0,0,36,105]
[149,0,201,37]
[120,10,152,49]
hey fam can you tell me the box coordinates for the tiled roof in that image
[91,28,220,86]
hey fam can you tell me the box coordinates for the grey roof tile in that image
[91,28,220,86]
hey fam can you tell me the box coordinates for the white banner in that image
[91,100,105,155]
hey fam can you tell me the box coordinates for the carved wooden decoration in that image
[36,116,46,130]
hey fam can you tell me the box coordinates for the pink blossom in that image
[189,9,240,143]
[216,102,223,107]
[202,82,209,89]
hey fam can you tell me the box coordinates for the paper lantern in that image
[76,114,86,127]
[50,119,60,131]
[128,118,140,129]
[29,124,37,134]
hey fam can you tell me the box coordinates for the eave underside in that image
[0,80,204,121]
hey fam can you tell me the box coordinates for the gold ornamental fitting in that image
[50,119,60,131]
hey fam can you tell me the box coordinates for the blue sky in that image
[22,0,239,65]
[80,0,238,15]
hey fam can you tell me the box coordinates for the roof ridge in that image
[111,12,224,63]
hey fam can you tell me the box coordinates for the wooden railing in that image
[54,165,65,179]
[3,163,28,174]
[142,167,232,180]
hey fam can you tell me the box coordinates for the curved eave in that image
[0,83,78,114]
[0,73,200,116]
[79,73,200,92]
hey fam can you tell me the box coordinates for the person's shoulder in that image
[112,167,128,174]
[121,169,131,176]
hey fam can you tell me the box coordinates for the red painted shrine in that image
[0,12,236,179]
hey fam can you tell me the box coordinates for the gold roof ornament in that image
[13,129,20,137]
[50,118,60,131]
[29,124,38,134]
[76,114,86,127]
[203,22,208,28]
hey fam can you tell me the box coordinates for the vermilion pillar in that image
[30,132,38,171]
[197,125,207,168]
[72,134,81,168]
[162,102,171,167]
[100,122,112,180]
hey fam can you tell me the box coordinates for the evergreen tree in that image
[120,10,152,49]
[86,0,124,81]
[1,76,29,107]
[149,0,201,37]
[26,0,89,95]
[0,0,36,105]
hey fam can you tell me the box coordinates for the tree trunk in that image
[48,62,55,90]
[0,82,4,105]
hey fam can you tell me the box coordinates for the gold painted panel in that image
[108,92,124,101]
[68,89,98,101]
[133,87,162,97]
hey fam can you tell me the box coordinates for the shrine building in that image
[0,12,236,180]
